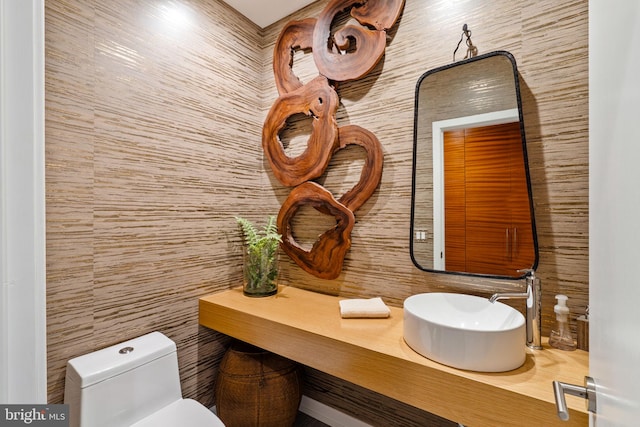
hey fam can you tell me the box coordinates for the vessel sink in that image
[403,293,526,372]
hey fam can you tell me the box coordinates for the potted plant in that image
[235,216,282,297]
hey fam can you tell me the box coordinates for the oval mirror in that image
[410,51,538,279]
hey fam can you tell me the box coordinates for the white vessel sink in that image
[403,293,526,372]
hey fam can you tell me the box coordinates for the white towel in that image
[339,297,391,318]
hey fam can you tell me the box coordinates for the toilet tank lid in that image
[67,332,177,388]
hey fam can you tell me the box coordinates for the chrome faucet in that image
[489,269,542,350]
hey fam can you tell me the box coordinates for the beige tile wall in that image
[45,0,588,423]
[45,0,268,404]
[265,0,588,316]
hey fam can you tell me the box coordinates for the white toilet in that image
[64,331,225,427]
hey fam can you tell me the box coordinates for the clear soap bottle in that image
[549,294,576,351]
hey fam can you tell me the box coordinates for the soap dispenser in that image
[549,294,576,351]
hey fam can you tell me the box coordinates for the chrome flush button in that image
[119,346,134,354]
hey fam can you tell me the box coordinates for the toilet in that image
[64,331,225,427]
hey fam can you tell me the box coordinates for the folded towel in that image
[339,297,391,319]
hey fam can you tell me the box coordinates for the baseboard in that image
[299,395,372,427]
[211,395,372,427]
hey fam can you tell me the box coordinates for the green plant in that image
[236,216,282,295]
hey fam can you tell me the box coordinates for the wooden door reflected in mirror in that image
[443,122,535,276]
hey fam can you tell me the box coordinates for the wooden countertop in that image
[199,286,589,427]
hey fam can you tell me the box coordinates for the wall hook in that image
[453,24,478,62]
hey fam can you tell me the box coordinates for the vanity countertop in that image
[199,286,589,427]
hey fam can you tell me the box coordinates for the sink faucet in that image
[489,269,543,350]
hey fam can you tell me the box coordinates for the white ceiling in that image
[222,0,318,28]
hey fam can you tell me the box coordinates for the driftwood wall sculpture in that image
[264,0,404,279]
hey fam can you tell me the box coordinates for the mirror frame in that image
[409,50,539,280]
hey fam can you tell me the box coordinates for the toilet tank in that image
[64,332,183,427]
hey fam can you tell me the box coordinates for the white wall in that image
[0,0,47,403]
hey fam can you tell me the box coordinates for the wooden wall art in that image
[264,0,404,279]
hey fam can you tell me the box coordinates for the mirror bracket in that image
[453,24,478,62]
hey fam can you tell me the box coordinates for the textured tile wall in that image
[45,0,588,424]
[45,0,267,404]
[263,0,588,313]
